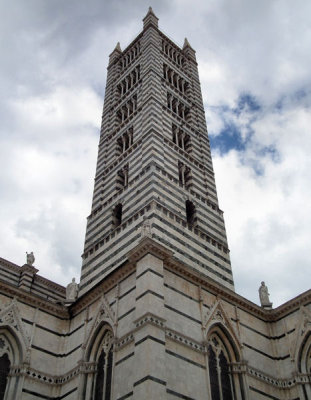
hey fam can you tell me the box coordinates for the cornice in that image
[71,261,136,316]
[0,281,68,318]
[128,237,174,263]
[76,237,310,322]
[164,256,311,322]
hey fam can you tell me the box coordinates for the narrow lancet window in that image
[116,165,129,191]
[185,200,197,226]
[117,128,133,156]
[94,331,114,400]
[112,204,122,227]
[207,334,234,400]
[179,162,192,190]
[172,125,191,153]
[0,353,10,400]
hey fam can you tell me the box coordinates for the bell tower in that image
[79,7,233,297]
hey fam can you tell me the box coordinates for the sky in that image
[0,0,310,307]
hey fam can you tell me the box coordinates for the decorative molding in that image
[115,333,134,350]
[0,298,31,361]
[0,281,68,319]
[165,328,204,352]
[247,365,311,389]
[203,299,242,349]
[128,237,173,263]
[72,262,136,315]
[290,305,311,361]
[164,259,311,322]
[83,294,116,352]
[134,312,166,330]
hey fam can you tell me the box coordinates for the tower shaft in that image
[80,9,233,297]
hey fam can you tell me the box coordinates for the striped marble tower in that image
[79,7,234,297]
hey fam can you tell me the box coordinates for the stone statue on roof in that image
[26,251,35,266]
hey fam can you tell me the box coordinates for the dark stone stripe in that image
[57,388,78,400]
[22,319,84,338]
[119,286,136,300]
[136,290,164,301]
[133,375,166,387]
[22,389,52,399]
[166,388,196,400]
[31,344,81,358]
[243,343,290,360]
[0,293,69,321]
[249,386,280,400]
[164,283,199,303]
[116,391,133,400]
[119,270,136,285]
[155,233,232,285]
[118,307,135,321]
[234,319,295,340]
[115,352,135,366]
[165,305,201,325]
[153,220,230,272]
[136,268,164,279]
[166,349,205,369]
[135,335,165,346]
[22,387,77,400]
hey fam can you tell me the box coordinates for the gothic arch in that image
[0,327,24,400]
[206,324,245,400]
[82,322,115,400]
[298,331,311,400]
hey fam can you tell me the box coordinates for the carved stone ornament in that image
[202,299,241,349]
[0,337,11,358]
[102,331,114,353]
[83,294,115,351]
[290,306,311,360]
[0,299,30,351]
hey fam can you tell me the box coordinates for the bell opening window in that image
[116,128,133,156]
[185,200,197,226]
[172,124,191,153]
[179,161,192,190]
[116,165,129,191]
[112,203,123,227]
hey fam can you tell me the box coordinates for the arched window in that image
[0,353,10,400]
[94,330,114,400]
[207,332,236,400]
[298,332,311,400]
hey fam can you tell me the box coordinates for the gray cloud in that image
[0,0,310,307]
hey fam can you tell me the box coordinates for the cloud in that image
[0,0,310,307]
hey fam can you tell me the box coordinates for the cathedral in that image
[0,8,310,400]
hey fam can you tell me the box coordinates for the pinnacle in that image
[143,6,159,28]
[183,37,192,49]
[114,42,121,52]
[146,6,156,17]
